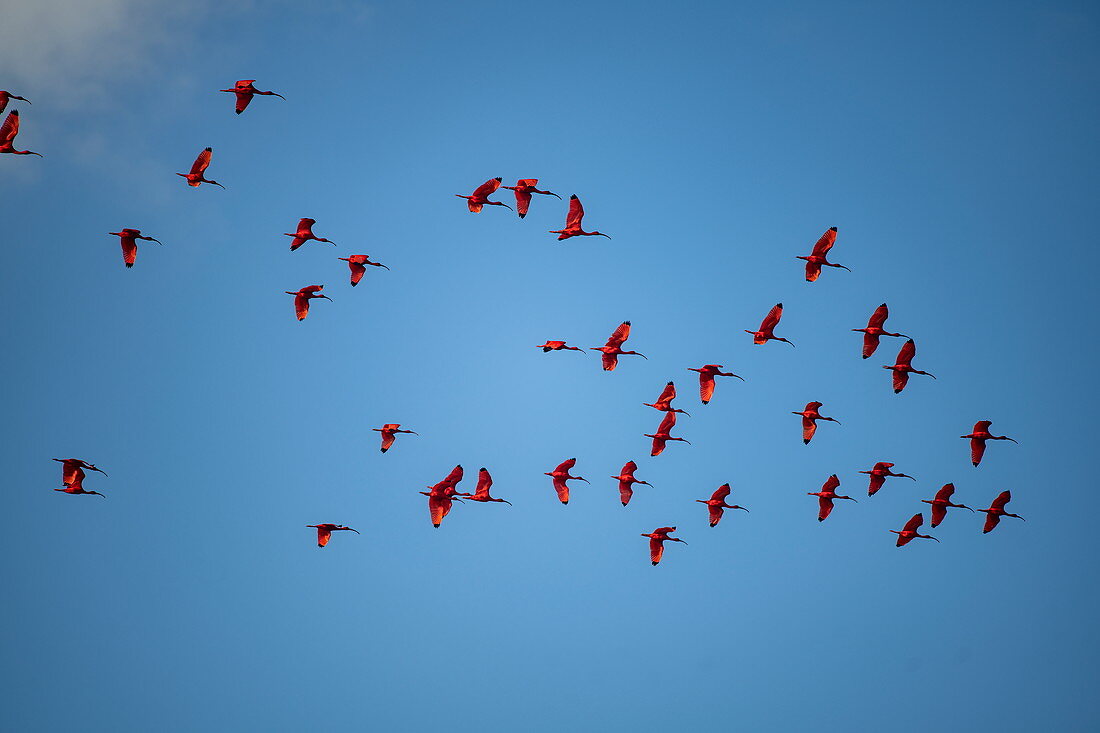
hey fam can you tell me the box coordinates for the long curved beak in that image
[379,264,391,270]
[926,536,940,542]
[732,373,745,381]
[549,192,563,199]
[149,238,163,245]
[838,265,852,272]
[682,439,692,445]
[500,499,513,506]
[578,477,590,484]
[597,233,612,239]
[273,93,286,100]
[783,339,796,347]
[1006,437,1020,444]
[211,181,226,189]
[637,353,648,360]
[961,505,975,512]
[900,474,916,480]
[349,528,361,534]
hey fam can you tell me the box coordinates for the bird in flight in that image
[920,483,973,528]
[884,339,936,393]
[307,523,359,547]
[549,195,610,240]
[890,513,938,547]
[219,79,285,114]
[53,458,107,487]
[688,364,744,404]
[808,474,857,521]
[465,468,511,506]
[285,218,335,251]
[0,91,30,115]
[797,227,850,282]
[55,476,107,498]
[696,483,748,527]
[646,411,691,457]
[545,458,588,504]
[536,340,585,354]
[0,110,41,156]
[456,177,512,212]
[591,321,646,371]
[792,401,840,444]
[177,147,224,188]
[643,381,690,416]
[338,255,389,286]
[641,527,686,566]
[745,303,794,346]
[852,303,908,359]
[611,460,652,506]
[860,462,915,496]
[285,285,332,321]
[109,229,162,268]
[421,465,466,527]
[961,420,1018,467]
[501,179,561,218]
[372,424,418,453]
[978,490,1025,534]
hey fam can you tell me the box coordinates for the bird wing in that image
[903,513,924,533]
[66,465,87,487]
[429,495,450,526]
[699,373,715,404]
[818,496,834,521]
[234,91,254,114]
[867,473,886,496]
[970,437,987,466]
[657,411,677,433]
[475,468,493,499]
[868,303,889,329]
[649,537,664,564]
[991,490,1012,512]
[380,431,396,452]
[441,465,464,489]
[348,260,366,286]
[806,401,822,411]
[974,420,993,433]
[602,351,619,371]
[190,147,212,175]
[822,474,841,493]
[302,285,325,295]
[471,178,502,199]
[802,416,817,443]
[760,303,783,332]
[983,512,1001,533]
[552,477,570,503]
[518,178,538,187]
[896,339,916,367]
[804,260,822,282]
[565,195,584,229]
[711,484,731,501]
[514,188,533,218]
[708,504,724,526]
[862,332,881,358]
[554,458,576,474]
[896,532,913,547]
[618,481,633,506]
[289,237,308,251]
[810,227,837,257]
[121,235,137,267]
[650,436,666,457]
[294,293,310,320]
[935,483,956,502]
[892,369,910,393]
[656,381,676,405]
[316,527,332,547]
[929,502,947,528]
[621,460,638,477]
[606,321,631,348]
[0,110,18,145]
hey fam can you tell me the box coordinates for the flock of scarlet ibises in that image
[6,81,1026,565]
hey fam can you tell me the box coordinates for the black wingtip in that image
[125,263,133,268]
[776,302,783,307]
[818,517,824,522]
[562,500,569,505]
[494,176,502,181]
[862,355,869,359]
[570,194,578,199]
[204,146,212,151]
[518,213,526,219]
[829,226,838,231]
[803,439,810,445]
[651,561,659,566]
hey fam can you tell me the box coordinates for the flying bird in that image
[219,79,285,114]
[688,364,744,404]
[978,490,1025,534]
[884,339,936,393]
[0,110,41,156]
[961,420,1018,467]
[307,523,359,547]
[536,340,585,353]
[745,303,794,346]
[53,458,107,487]
[645,411,691,457]
[54,476,106,498]
[797,227,850,282]
[338,255,389,286]
[696,483,748,527]
[591,321,646,371]
[501,179,561,218]
[285,218,335,251]
[549,195,610,240]
[852,303,908,359]
[643,381,690,416]
[109,229,162,268]
[920,483,974,528]
[0,91,30,115]
[860,462,915,496]
[420,465,466,527]
[465,468,511,506]
[890,513,939,547]
[792,401,840,444]
[808,474,857,521]
[455,177,512,212]
[641,526,686,566]
[177,147,224,188]
[372,424,418,453]
[285,285,332,321]
[545,458,588,504]
[611,460,652,506]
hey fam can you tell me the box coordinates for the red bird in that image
[643,381,690,416]
[797,227,850,282]
[177,147,224,188]
[961,420,1018,467]
[0,91,30,115]
[646,411,691,457]
[549,195,610,240]
[860,462,915,496]
[536,340,585,354]
[884,339,936,393]
[545,458,588,504]
[285,285,332,321]
[456,177,512,212]
[306,523,359,547]
[53,458,107,487]
[890,513,939,547]
[792,401,840,444]
[465,468,511,506]
[920,483,974,528]
[641,527,686,566]
[338,255,389,286]
[0,110,41,156]
[420,465,466,527]
[611,460,652,506]
[745,303,794,346]
[372,424,418,453]
[978,490,1025,534]
[501,178,561,218]
[55,476,106,498]
[219,79,285,114]
[285,218,335,251]
[109,228,162,268]
[696,483,748,527]
[852,303,908,359]
[688,364,744,404]
[808,474,857,521]
[590,321,646,371]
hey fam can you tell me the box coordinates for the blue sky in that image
[2,1,1097,730]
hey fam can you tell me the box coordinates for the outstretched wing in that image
[554,458,576,474]
[902,513,923,533]
[983,512,1001,533]
[618,481,633,506]
[650,436,667,457]
[348,260,366,286]
[655,381,676,405]
[711,483,731,502]
[552,477,570,503]
[990,490,1012,512]
[810,227,837,257]
[316,527,332,547]
[190,147,212,175]
[475,468,493,499]
[822,474,841,493]
[802,416,817,443]
[0,110,19,145]
[514,188,533,218]
[868,303,889,330]
[973,420,993,433]
[804,260,823,282]
[606,321,631,348]
[760,303,783,332]
[862,332,881,358]
[429,495,451,527]
[892,369,910,393]
[970,437,987,466]
[649,537,664,565]
[895,339,916,367]
[471,178,502,199]
[929,502,947,528]
[699,373,715,404]
[234,91,254,114]
[294,293,310,321]
[565,195,584,229]
[379,431,396,452]
[708,504,724,527]
[602,351,619,371]
[657,411,677,434]
[121,236,137,268]
[867,473,886,496]
[935,483,956,502]
[817,496,834,521]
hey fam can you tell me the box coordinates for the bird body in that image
[466,468,511,505]
[502,178,561,218]
[807,474,857,521]
[611,460,651,506]
[696,483,748,527]
[421,465,466,527]
[688,364,743,404]
[797,227,849,281]
[54,478,106,498]
[0,91,30,115]
[338,255,388,286]
[53,458,107,487]
[853,303,907,358]
[645,410,690,456]
[176,147,223,188]
[978,490,1025,533]
[545,458,588,504]
[860,462,915,496]
[643,381,690,415]
[307,523,358,547]
[372,424,418,453]
[456,177,511,212]
[591,321,645,371]
[0,110,41,156]
[920,483,973,527]
[285,285,331,321]
[109,228,162,268]
[891,513,938,546]
[219,79,285,114]
[536,340,585,353]
[641,526,686,565]
[883,339,936,393]
[285,218,336,251]
[549,195,609,240]
[961,420,1018,467]
[792,401,840,444]
[745,303,793,346]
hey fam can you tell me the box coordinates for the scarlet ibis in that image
[0,91,30,115]
[890,513,938,547]
[219,79,284,114]
[696,483,748,527]
[860,462,915,496]
[808,474,857,521]
[0,110,41,156]
[688,364,744,404]
[961,420,1018,467]
[501,179,561,218]
[884,339,936,393]
[338,255,389,286]
[641,527,686,566]
[611,460,652,506]
[745,303,794,346]
[53,458,107,486]
[549,195,610,240]
[792,401,840,444]
[920,483,974,528]
[797,227,849,282]
[536,340,585,353]
[307,523,359,547]
[978,490,1025,534]
[420,465,466,527]
[646,411,691,457]
[55,478,106,498]
[456,177,512,212]
[465,468,511,506]
[643,381,690,416]
[177,147,224,188]
[545,458,588,504]
[285,218,335,251]
[108,229,162,268]
[372,424,418,453]
[852,303,907,359]
[591,321,646,371]
[285,285,331,321]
